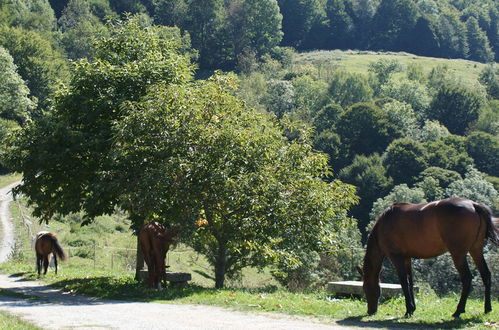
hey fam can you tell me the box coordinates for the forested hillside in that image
[0,0,498,291]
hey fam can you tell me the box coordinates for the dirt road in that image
[0,183,361,329]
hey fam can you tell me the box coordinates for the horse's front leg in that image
[406,258,416,309]
[389,255,416,317]
[450,253,472,318]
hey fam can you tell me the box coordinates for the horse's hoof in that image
[404,312,413,318]
[452,312,462,318]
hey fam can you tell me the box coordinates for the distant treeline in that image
[3,0,496,73]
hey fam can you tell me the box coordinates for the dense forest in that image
[0,0,498,291]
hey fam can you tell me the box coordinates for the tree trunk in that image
[135,234,145,281]
[214,240,227,289]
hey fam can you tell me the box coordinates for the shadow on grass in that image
[48,276,218,302]
[337,315,486,329]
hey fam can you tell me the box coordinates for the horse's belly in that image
[404,239,447,259]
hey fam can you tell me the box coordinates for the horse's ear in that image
[356,266,363,278]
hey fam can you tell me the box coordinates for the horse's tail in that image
[474,202,499,246]
[49,235,67,261]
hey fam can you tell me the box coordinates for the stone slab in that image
[327,280,418,298]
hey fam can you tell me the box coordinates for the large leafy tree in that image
[6,17,357,289]
[5,17,193,223]
[113,74,357,288]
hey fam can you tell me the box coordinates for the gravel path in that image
[0,183,362,330]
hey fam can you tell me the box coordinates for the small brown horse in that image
[359,198,499,317]
[35,231,67,275]
[139,222,180,289]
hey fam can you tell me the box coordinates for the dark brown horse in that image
[35,231,67,275]
[359,198,499,317]
[139,222,180,289]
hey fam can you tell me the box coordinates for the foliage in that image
[0,25,68,110]
[328,71,374,108]
[465,16,494,63]
[261,79,296,119]
[368,58,402,91]
[423,137,474,175]
[2,0,56,32]
[383,138,428,185]
[0,47,35,123]
[313,103,343,133]
[417,166,462,191]
[479,64,499,99]
[58,0,112,59]
[380,100,418,138]
[445,166,499,206]
[336,102,396,162]
[113,74,358,288]
[368,183,426,228]
[415,120,450,142]
[4,17,193,223]
[339,153,392,232]
[380,78,431,115]
[427,84,483,135]
[465,131,499,177]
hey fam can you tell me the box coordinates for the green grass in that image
[0,310,40,330]
[294,50,488,88]
[0,173,21,188]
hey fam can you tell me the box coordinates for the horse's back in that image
[375,198,482,258]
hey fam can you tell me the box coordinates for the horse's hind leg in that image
[43,256,49,275]
[36,254,42,275]
[389,255,416,316]
[450,253,472,318]
[53,254,58,274]
[470,246,492,313]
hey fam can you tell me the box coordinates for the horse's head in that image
[165,225,181,246]
[357,266,381,315]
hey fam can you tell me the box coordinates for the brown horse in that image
[139,222,180,289]
[35,231,67,275]
[359,197,499,317]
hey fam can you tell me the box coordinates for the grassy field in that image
[294,50,488,88]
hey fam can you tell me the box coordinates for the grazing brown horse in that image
[139,222,180,289]
[35,231,67,275]
[359,198,499,317]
